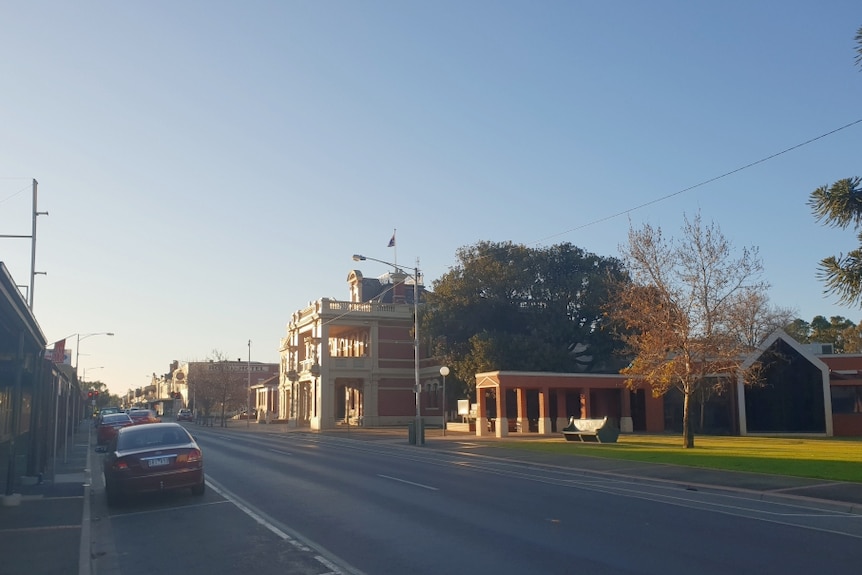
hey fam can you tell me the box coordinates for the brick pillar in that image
[496,389,507,438]
[620,388,633,433]
[516,388,528,433]
[580,388,591,419]
[476,390,489,437]
[556,389,569,432]
[538,387,551,435]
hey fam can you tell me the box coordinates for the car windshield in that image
[117,426,190,450]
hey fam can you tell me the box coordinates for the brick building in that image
[278,268,444,430]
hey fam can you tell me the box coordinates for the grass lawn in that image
[495,434,862,483]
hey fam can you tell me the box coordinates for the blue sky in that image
[1,1,860,395]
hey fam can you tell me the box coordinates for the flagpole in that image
[391,228,397,268]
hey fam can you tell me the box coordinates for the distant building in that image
[135,359,281,417]
[278,268,444,430]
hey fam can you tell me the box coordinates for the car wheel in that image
[191,480,205,496]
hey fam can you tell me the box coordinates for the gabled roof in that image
[741,328,828,372]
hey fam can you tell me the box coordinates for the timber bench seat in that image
[562,416,620,443]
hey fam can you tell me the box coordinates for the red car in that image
[99,422,204,506]
[127,409,161,425]
[96,413,134,445]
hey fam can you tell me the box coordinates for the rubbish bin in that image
[408,421,416,445]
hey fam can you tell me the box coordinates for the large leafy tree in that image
[422,240,629,399]
[785,315,862,353]
[607,213,769,448]
[807,26,862,306]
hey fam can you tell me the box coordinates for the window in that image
[831,386,862,414]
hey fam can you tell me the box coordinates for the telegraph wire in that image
[532,117,862,246]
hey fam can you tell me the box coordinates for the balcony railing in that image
[330,357,367,370]
[299,356,369,373]
[293,298,412,325]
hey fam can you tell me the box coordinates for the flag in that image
[50,339,66,363]
[388,230,396,248]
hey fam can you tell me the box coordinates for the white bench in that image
[562,416,620,443]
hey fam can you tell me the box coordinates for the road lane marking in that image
[377,474,438,491]
[205,477,368,575]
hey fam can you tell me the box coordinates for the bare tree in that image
[194,350,248,426]
[607,213,769,447]
[725,290,795,349]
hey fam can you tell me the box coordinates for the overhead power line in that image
[534,117,862,245]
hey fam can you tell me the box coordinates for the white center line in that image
[378,474,438,491]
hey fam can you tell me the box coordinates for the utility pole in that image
[0,179,47,310]
[247,340,251,428]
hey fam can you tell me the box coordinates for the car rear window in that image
[117,426,190,450]
[103,414,132,424]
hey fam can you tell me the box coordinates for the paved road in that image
[193,426,862,574]
[2,421,861,575]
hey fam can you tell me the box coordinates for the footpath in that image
[1,420,861,575]
[0,419,91,575]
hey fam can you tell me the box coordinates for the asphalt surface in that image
[1,420,860,575]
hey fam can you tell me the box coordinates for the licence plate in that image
[148,457,170,467]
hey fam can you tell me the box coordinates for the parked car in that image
[98,422,205,506]
[176,408,193,422]
[96,413,134,445]
[94,406,122,427]
[127,409,161,425]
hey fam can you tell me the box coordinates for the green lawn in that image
[495,434,862,483]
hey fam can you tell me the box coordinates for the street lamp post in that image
[440,366,449,436]
[286,368,299,427]
[247,340,251,428]
[353,254,422,444]
[81,366,104,385]
[74,332,114,375]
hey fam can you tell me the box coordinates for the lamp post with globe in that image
[439,366,449,436]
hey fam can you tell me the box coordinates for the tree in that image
[807,26,862,306]
[422,240,630,399]
[784,318,812,343]
[193,350,249,426]
[808,178,862,306]
[607,213,769,448]
[724,290,795,349]
[784,315,862,353]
